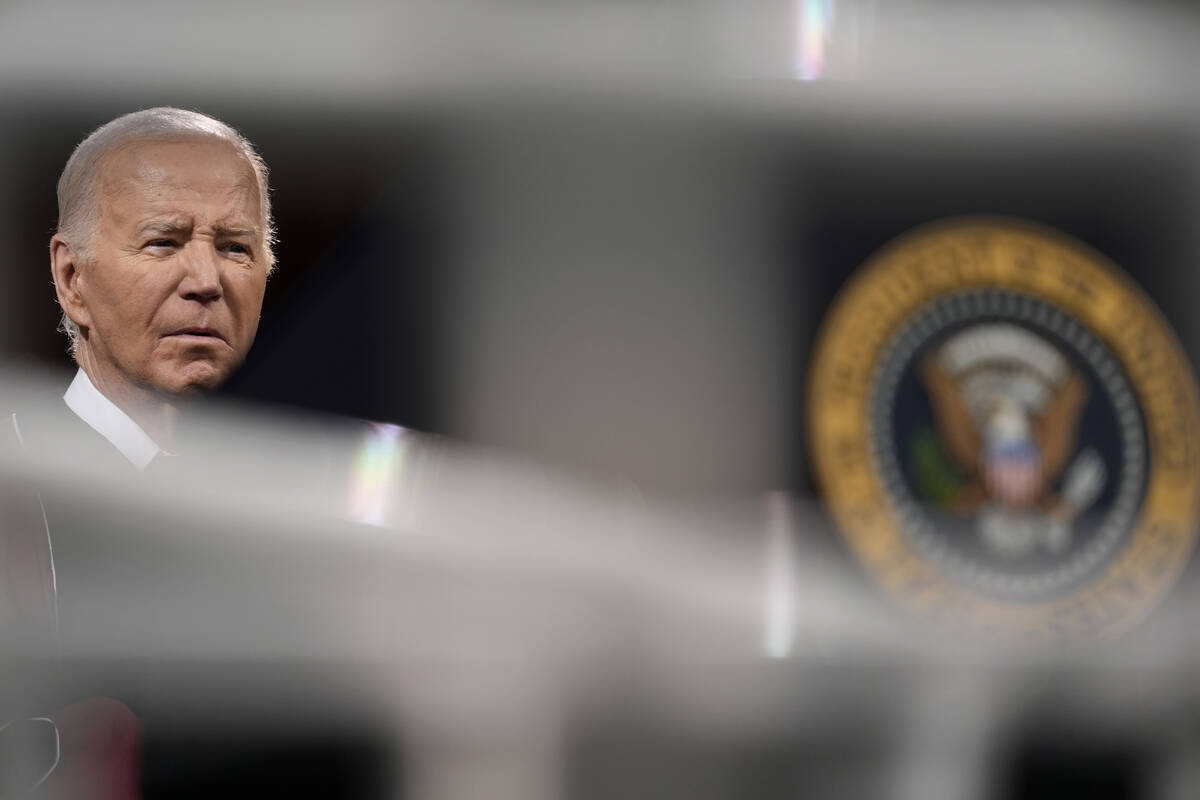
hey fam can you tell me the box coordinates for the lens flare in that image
[347,423,409,527]
[795,0,835,81]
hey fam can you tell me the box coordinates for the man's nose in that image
[178,243,223,302]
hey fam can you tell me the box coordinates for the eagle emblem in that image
[920,323,1107,559]
[809,219,1200,635]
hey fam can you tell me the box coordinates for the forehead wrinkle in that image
[131,216,262,244]
[98,168,263,241]
[98,138,260,200]
[87,138,270,262]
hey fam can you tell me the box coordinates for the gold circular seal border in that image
[807,217,1200,638]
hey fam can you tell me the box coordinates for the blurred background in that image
[4,0,1200,798]
[2,0,1195,496]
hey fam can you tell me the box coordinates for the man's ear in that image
[50,234,92,331]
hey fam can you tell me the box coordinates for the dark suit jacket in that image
[3,390,390,799]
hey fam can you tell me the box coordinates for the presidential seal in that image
[808,218,1200,638]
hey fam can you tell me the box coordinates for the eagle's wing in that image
[920,357,981,475]
[1035,370,1087,494]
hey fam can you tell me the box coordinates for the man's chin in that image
[151,363,234,396]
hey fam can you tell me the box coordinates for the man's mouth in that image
[166,327,226,342]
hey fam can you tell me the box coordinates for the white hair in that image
[55,107,276,355]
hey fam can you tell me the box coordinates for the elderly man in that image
[2,108,276,798]
[49,107,273,465]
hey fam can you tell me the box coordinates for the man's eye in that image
[146,239,176,249]
[225,243,251,256]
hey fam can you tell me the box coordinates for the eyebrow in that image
[136,220,191,237]
[213,226,258,238]
[134,221,259,238]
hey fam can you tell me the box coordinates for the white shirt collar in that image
[62,368,162,471]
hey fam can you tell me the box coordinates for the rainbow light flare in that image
[347,423,408,527]
[796,0,835,81]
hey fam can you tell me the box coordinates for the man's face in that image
[71,137,268,396]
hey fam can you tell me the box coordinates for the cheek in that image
[86,263,171,327]
[92,294,153,342]
[106,298,169,347]
[230,274,268,318]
